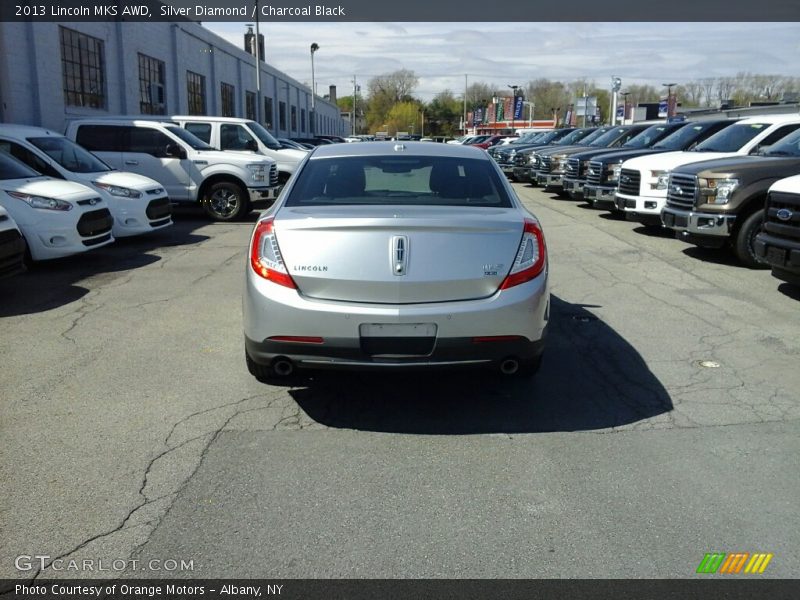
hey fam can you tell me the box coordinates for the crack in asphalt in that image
[31,391,284,579]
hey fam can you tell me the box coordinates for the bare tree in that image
[680,82,704,107]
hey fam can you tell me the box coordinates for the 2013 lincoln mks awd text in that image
[243,142,549,379]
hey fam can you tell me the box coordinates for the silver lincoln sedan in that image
[243,141,549,379]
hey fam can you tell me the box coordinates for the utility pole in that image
[463,74,468,135]
[583,82,588,128]
[352,75,358,136]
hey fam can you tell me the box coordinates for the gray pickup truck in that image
[661,129,800,267]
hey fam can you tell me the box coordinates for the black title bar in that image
[2,0,800,22]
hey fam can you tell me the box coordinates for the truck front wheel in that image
[733,210,768,269]
[203,181,250,221]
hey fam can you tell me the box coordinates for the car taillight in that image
[500,218,546,289]
[250,218,297,289]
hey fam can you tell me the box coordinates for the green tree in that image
[366,69,419,133]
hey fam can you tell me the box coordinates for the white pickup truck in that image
[614,115,800,227]
[170,116,308,185]
[65,118,281,221]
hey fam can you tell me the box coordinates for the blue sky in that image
[204,22,800,101]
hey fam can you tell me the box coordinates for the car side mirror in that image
[245,140,259,152]
[165,143,187,159]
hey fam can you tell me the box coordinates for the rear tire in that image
[203,181,250,221]
[733,210,768,269]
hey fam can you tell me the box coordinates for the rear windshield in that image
[285,156,513,207]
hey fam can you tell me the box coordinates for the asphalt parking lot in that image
[2,186,799,580]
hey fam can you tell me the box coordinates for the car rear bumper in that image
[243,271,549,370]
[245,334,546,371]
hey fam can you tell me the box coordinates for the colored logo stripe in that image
[697,553,726,574]
[697,552,773,574]
[719,553,749,573]
[744,553,774,574]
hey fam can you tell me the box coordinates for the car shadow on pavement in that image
[777,282,800,301]
[681,246,768,270]
[287,295,674,434]
[0,215,209,317]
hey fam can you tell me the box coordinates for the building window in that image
[59,27,106,108]
[186,71,206,115]
[138,53,165,115]
[245,92,256,121]
[300,109,306,133]
[291,106,297,132]
[221,82,235,117]
[264,97,273,129]
[278,101,286,130]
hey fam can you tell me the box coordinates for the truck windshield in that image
[652,122,724,150]
[576,128,610,146]
[533,130,564,144]
[556,129,591,145]
[247,121,283,150]
[0,151,43,180]
[588,128,627,147]
[692,123,769,153]
[28,136,112,173]
[763,129,800,157]
[163,126,215,150]
[622,124,680,149]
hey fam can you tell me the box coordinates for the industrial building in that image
[0,20,347,136]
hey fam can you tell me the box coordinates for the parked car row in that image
[499,114,800,286]
[0,115,311,277]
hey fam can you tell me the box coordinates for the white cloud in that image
[205,21,800,100]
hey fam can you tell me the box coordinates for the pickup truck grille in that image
[586,161,604,185]
[665,173,697,210]
[495,152,512,166]
[269,164,279,187]
[763,191,800,241]
[539,156,552,174]
[513,153,529,166]
[617,169,640,195]
[565,158,580,177]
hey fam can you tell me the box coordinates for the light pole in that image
[610,76,622,126]
[310,43,319,135]
[662,82,676,120]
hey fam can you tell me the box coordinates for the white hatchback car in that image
[244,142,549,380]
[0,152,114,260]
[0,125,172,237]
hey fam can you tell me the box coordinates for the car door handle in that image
[124,160,139,166]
